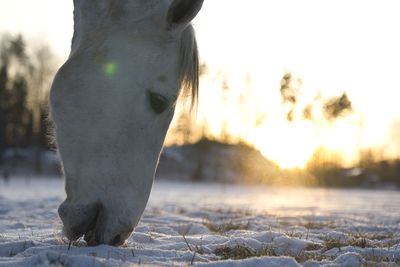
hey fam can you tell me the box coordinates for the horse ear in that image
[166,0,204,31]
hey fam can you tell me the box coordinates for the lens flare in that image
[103,62,117,77]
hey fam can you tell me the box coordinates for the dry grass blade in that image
[182,235,192,252]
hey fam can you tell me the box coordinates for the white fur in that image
[50,0,203,246]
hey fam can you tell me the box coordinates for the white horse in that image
[49,0,203,246]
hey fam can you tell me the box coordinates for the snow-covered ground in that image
[0,178,399,266]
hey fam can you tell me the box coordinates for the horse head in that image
[50,0,203,246]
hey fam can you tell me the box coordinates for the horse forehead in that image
[91,0,171,24]
[123,0,168,12]
[112,0,164,17]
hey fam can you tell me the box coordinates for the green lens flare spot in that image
[103,62,117,77]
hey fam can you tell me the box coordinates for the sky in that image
[1,0,400,168]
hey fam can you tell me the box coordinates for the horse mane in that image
[179,25,199,109]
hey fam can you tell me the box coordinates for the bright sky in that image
[1,0,400,168]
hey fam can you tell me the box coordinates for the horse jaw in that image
[50,0,203,246]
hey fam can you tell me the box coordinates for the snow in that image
[196,257,301,267]
[1,178,400,266]
[303,252,365,267]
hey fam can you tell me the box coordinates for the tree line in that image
[0,34,58,169]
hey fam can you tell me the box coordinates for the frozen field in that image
[0,178,400,266]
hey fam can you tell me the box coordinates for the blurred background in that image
[0,0,400,189]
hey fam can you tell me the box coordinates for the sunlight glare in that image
[251,121,318,169]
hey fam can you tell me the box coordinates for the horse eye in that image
[149,92,169,114]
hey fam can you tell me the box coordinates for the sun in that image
[248,121,318,169]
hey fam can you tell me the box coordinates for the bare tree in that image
[0,35,30,155]
[391,120,400,158]
[29,46,56,131]
[323,93,352,121]
[279,72,302,121]
[0,34,58,174]
[28,45,58,173]
[220,75,231,142]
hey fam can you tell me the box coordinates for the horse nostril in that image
[58,200,103,243]
[84,230,94,244]
[110,234,123,246]
[57,201,69,221]
[109,228,133,246]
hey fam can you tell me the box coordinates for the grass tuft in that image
[214,245,278,260]
[302,222,326,230]
[214,245,257,260]
[324,238,345,250]
[304,243,323,251]
[203,220,249,234]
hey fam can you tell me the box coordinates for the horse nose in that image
[59,199,134,246]
[84,226,134,246]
